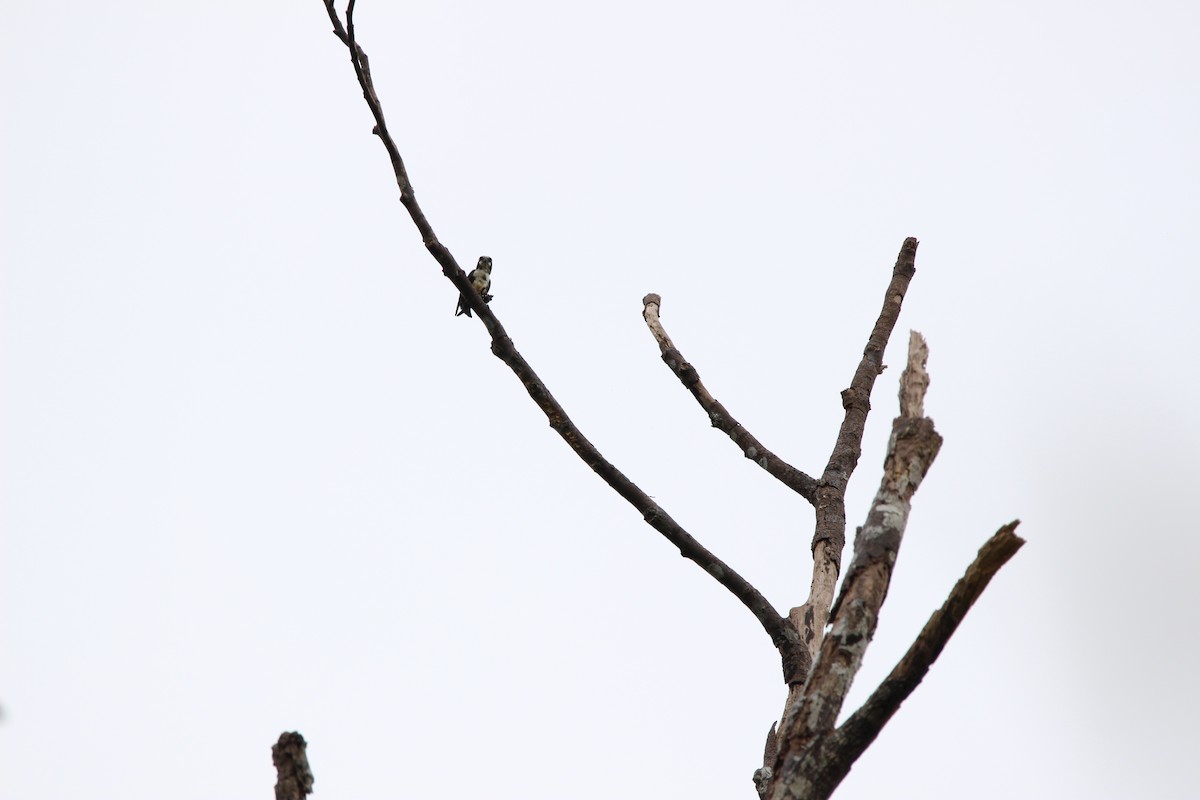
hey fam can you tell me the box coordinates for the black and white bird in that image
[455,256,493,317]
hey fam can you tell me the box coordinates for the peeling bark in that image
[766,336,1020,800]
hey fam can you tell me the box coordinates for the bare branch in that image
[898,330,929,419]
[785,241,919,693]
[812,237,919,566]
[641,293,819,503]
[833,522,1025,760]
[321,0,348,44]
[316,9,1020,798]
[640,241,919,690]
[773,523,1025,799]
[781,330,942,754]
[319,4,806,678]
[784,239,918,682]
[272,732,314,800]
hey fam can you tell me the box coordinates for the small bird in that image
[455,256,493,317]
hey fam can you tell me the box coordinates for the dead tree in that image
[282,4,1026,798]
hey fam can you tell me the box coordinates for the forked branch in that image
[790,247,918,690]
[766,334,1022,800]
[785,332,943,751]
[316,10,1023,799]
[770,523,1024,799]
[641,242,920,686]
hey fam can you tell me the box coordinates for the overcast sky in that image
[3,2,1198,798]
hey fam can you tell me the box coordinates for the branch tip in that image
[272,732,314,800]
[640,292,819,504]
[899,330,931,418]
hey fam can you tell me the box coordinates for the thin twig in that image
[641,294,819,504]
[320,3,806,676]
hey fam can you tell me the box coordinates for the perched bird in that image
[455,256,493,317]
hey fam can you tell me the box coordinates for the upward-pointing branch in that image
[788,239,919,682]
[813,238,919,566]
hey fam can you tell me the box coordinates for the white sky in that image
[3,2,1198,798]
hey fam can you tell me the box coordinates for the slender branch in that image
[272,732,314,800]
[320,4,806,677]
[640,242,918,689]
[641,294,819,503]
[321,0,348,44]
[784,241,918,687]
[812,237,918,565]
[832,523,1025,759]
